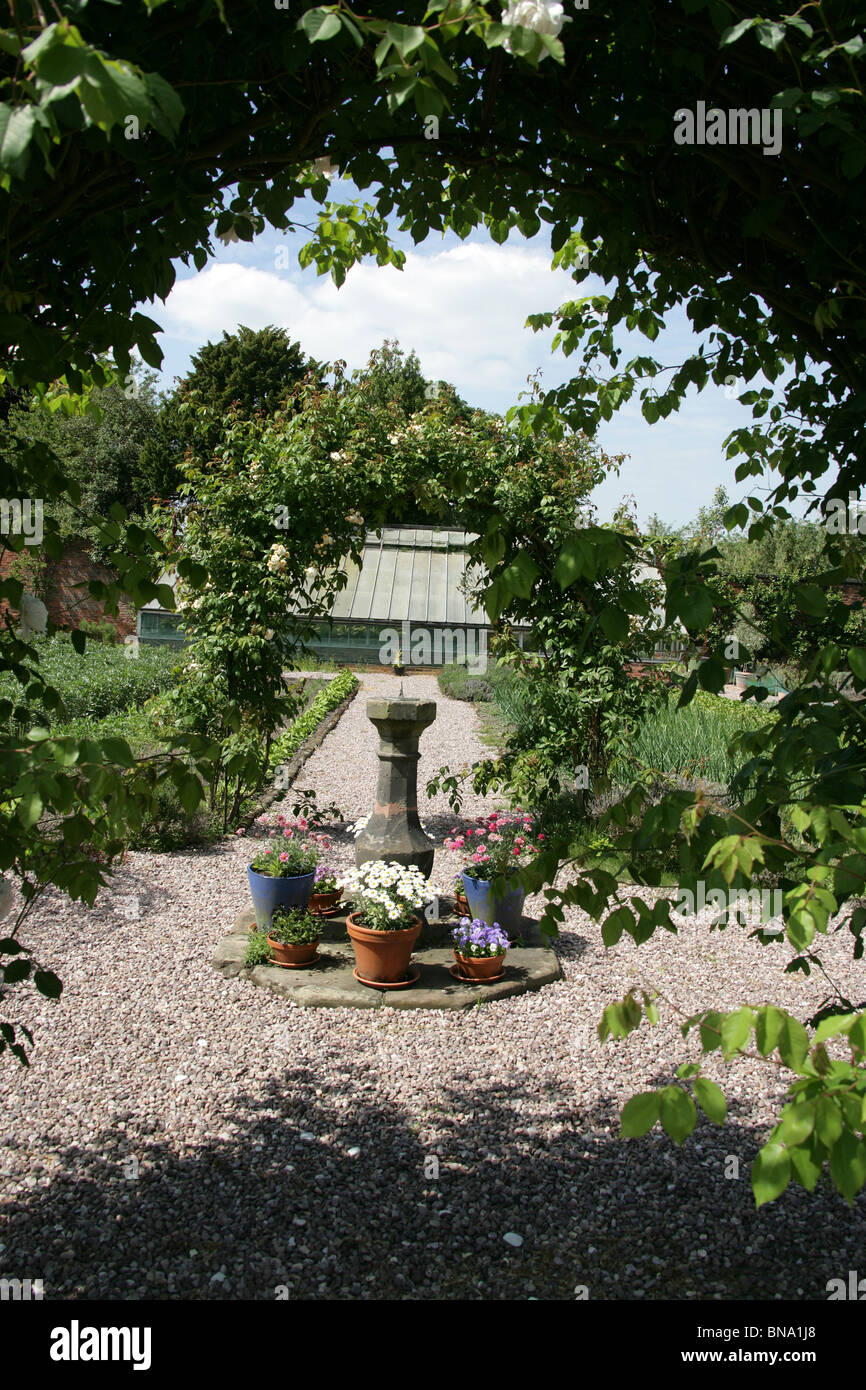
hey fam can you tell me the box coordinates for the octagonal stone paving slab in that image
[212,905,563,1010]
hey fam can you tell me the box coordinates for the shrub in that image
[436,662,513,703]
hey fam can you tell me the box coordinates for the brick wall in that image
[0,543,136,636]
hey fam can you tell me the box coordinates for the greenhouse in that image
[137,526,522,664]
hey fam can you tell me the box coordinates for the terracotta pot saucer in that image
[449,962,506,984]
[266,955,322,970]
[352,964,421,990]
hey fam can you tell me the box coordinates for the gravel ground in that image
[1,669,864,1302]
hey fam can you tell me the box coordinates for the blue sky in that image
[144,184,769,530]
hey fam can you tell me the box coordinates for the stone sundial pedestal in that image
[354,696,436,878]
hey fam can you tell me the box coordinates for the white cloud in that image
[159,242,577,403]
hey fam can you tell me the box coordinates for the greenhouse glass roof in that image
[328,527,487,627]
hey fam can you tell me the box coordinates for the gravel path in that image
[1,669,864,1301]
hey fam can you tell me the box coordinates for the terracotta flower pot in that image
[310,888,343,916]
[266,935,319,967]
[453,950,505,981]
[346,912,421,984]
[453,893,470,917]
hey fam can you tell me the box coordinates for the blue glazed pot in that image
[461,870,525,937]
[247,866,316,931]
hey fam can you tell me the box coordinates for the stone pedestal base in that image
[211,904,562,1011]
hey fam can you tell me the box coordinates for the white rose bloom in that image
[502,0,568,56]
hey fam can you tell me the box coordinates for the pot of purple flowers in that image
[309,864,343,916]
[452,917,510,981]
[247,840,318,931]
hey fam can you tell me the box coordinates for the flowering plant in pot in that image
[340,859,431,985]
[266,906,322,968]
[309,863,343,915]
[247,839,319,930]
[445,810,543,935]
[452,917,510,981]
[452,872,470,917]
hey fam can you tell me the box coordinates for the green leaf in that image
[776,1101,815,1146]
[386,23,426,59]
[621,1091,661,1137]
[100,737,135,767]
[829,1130,866,1203]
[659,1085,697,1143]
[756,21,785,50]
[720,17,755,46]
[178,773,203,816]
[720,1007,753,1057]
[601,906,631,947]
[777,1015,809,1071]
[815,1095,844,1148]
[70,627,86,655]
[752,1141,791,1207]
[848,646,866,683]
[0,103,38,176]
[300,8,342,43]
[17,789,43,829]
[694,1077,727,1125]
[677,586,714,631]
[794,582,826,617]
[789,1135,825,1192]
[599,605,629,642]
[755,1005,784,1055]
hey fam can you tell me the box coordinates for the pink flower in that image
[268,830,276,838]
[284,829,293,838]
[236,827,245,835]
[516,836,525,846]
[538,833,545,841]
[466,829,473,837]
[513,846,520,855]
[279,851,289,862]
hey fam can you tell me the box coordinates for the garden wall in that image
[0,543,135,637]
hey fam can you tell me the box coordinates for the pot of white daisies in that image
[340,859,431,988]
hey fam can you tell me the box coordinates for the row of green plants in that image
[611,688,778,789]
[266,668,358,776]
